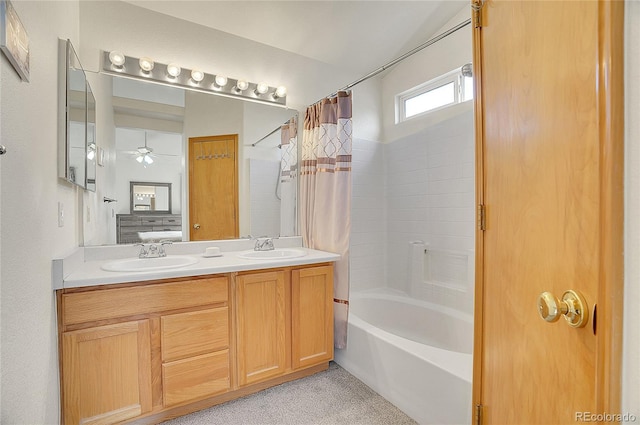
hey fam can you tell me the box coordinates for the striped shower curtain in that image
[300,91,352,349]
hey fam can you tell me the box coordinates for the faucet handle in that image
[134,243,148,258]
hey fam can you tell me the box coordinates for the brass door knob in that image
[193,223,201,229]
[537,290,589,328]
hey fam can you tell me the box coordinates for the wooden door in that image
[291,265,334,369]
[189,134,239,240]
[236,270,287,386]
[472,1,624,423]
[62,321,152,425]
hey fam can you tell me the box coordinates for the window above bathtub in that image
[395,64,473,124]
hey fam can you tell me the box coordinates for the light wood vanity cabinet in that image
[61,320,152,425]
[291,265,334,369]
[57,263,333,424]
[236,270,287,386]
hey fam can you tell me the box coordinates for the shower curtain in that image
[300,91,352,349]
[280,116,298,237]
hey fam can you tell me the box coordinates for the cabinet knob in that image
[193,223,200,230]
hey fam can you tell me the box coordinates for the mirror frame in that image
[130,181,172,214]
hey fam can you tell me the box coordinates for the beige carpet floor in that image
[162,362,418,425]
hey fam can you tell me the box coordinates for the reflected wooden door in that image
[473,0,623,423]
[189,135,239,241]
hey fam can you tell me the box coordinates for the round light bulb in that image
[236,80,249,91]
[215,75,228,87]
[274,86,287,98]
[167,63,181,78]
[191,69,205,82]
[108,51,126,67]
[255,82,269,95]
[139,57,154,73]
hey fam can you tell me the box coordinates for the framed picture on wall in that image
[0,0,30,82]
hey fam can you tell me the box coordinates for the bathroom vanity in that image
[54,241,338,424]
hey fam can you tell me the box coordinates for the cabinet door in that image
[236,270,286,386]
[292,265,334,369]
[62,320,152,425]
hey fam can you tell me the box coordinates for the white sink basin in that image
[101,255,199,272]
[236,249,307,260]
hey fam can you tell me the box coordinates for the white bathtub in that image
[334,290,473,425]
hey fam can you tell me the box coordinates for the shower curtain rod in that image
[315,18,472,104]
[251,18,472,147]
[250,124,283,147]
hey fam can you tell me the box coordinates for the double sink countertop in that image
[53,237,340,289]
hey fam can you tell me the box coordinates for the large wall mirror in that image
[85,72,298,246]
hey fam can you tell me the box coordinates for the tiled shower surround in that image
[350,109,475,314]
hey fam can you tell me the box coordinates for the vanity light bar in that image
[101,51,287,107]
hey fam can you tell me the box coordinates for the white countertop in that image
[58,244,340,289]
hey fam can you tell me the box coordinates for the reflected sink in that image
[101,255,199,272]
[236,249,307,260]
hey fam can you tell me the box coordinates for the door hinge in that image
[476,404,484,425]
[478,204,486,231]
[472,0,485,28]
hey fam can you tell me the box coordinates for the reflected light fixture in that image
[108,51,126,68]
[167,63,181,78]
[102,51,287,107]
[139,57,154,73]
[87,143,96,160]
[214,75,228,88]
[191,69,205,83]
[255,82,269,95]
[136,153,154,165]
[235,79,249,92]
[273,86,287,99]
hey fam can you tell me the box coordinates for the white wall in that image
[382,6,471,142]
[384,108,475,313]
[1,1,81,422]
[623,0,640,418]
[350,138,387,293]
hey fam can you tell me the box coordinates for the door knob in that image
[193,223,200,229]
[537,290,589,328]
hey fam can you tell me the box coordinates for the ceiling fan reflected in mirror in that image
[121,131,177,167]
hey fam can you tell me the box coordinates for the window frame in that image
[396,67,472,123]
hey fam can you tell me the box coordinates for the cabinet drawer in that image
[152,225,182,232]
[141,217,163,225]
[119,217,142,227]
[63,277,228,326]
[162,350,230,407]
[161,308,229,362]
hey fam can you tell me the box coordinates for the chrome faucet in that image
[254,237,275,251]
[135,240,172,258]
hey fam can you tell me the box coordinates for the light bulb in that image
[215,75,228,87]
[136,155,144,163]
[87,150,95,160]
[273,86,287,99]
[139,57,154,73]
[191,69,205,82]
[235,80,249,92]
[108,51,126,67]
[255,82,269,95]
[167,63,181,78]
[144,155,154,165]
